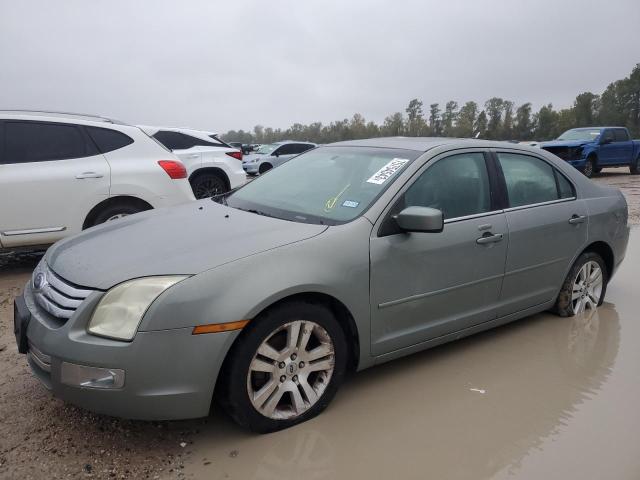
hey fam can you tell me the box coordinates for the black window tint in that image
[295,144,314,154]
[601,130,615,143]
[207,135,229,147]
[275,144,294,155]
[86,127,133,153]
[498,153,559,207]
[614,129,629,142]
[404,153,491,220]
[153,131,190,150]
[5,121,88,164]
[556,171,575,199]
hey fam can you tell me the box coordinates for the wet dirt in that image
[0,169,638,479]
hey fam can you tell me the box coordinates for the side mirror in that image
[272,151,280,157]
[601,137,613,145]
[394,206,444,233]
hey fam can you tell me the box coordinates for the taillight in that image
[158,160,187,179]
[226,150,243,161]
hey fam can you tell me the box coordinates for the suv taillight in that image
[158,160,187,179]
[226,151,243,161]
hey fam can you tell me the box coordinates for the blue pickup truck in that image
[540,127,640,178]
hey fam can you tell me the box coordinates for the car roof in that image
[138,125,219,137]
[326,136,542,152]
[0,110,127,125]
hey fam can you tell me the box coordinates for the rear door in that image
[0,120,110,247]
[494,150,587,316]
[613,128,633,164]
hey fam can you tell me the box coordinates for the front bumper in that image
[16,282,239,420]
[242,162,260,174]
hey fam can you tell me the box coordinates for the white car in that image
[139,126,247,199]
[0,111,195,250]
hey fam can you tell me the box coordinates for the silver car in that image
[242,140,316,175]
[14,138,629,432]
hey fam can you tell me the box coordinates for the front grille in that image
[542,146,583,161]
[33,263,95,320]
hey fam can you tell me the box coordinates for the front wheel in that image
[583,158,596,178]
[553,252,607,317]
[220,301,348,433]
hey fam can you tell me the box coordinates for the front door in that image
[0,120,110,247]
[370,151,508,356]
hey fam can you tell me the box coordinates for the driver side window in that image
[404,152,492,220]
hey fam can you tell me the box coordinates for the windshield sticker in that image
[366,158,409,185]
[342,200,360,208]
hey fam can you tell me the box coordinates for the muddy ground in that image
[0,169,638,479]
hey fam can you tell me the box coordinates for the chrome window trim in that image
[503,196,576,213]
[443,209,505,225]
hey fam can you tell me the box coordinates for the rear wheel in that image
[91,202,148,227]
[630,156,640,175]
[258,163,273,175]
[190,173,228,199]
[583,157,596,178]
[220,301,348,433]
[553,252,607,317]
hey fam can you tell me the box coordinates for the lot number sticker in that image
[366,158,409,185]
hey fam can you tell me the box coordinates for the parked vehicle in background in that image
[139,126,246,199]
[541,127,640,178]
[242,140,316,175]
[15,138,628,433]
[0,111,195,250]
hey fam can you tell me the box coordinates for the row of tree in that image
[223,64,640,144]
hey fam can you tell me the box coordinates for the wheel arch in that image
[82,196,153,230]
[215,291,361,401]
[582,240,614,279]
[188,167,230,190]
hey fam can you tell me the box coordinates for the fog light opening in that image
[60,362,125,389]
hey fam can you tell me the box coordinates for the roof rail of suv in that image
[0,110,127,125]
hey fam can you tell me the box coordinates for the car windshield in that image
[226,146,420,225]
[255,144,279,154]
[557,128,602,141]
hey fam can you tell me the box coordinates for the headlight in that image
[571,146,585,159]
[88,276,188,341]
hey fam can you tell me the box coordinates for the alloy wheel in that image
[246,320,335,420]
[106,213,129,222]
[193,176,225,199]
[571,260,603,314]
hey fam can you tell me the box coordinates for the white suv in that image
[139,126,247,199]
[0,111,195,250]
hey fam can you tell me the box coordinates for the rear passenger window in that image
[556,171,575,199]
[614,129,629,142]
[86,127,133,153]
[498,153,571,207]
[4,121,88,163]
[404,152,491,220]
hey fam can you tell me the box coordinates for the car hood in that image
[46,201,327,290]
[540,140,593,148]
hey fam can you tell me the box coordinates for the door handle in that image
[75,172,103,179]
[568,214,586,225]
[476,233,504,245]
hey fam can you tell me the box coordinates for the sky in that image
[1,0,639,133]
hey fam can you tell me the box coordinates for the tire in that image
[219,301,348,433]
[583,157,596,178]
[630,156,640,175]
[91,202,148,227]
[258,163,272,175]
[190,173,228,199]
[553,251,608,317]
